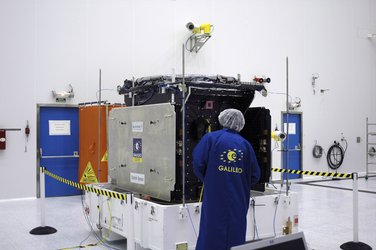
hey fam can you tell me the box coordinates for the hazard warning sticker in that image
[101,151,108,162]
[80,161,98,183]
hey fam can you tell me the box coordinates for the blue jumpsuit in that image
[193,128,260,250]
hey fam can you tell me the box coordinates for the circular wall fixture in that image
[327,142,345,170]
[312,145,323,158]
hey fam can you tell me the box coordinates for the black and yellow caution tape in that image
[271,168,353,179]
[43,166,352,201]
[42,167,127,201]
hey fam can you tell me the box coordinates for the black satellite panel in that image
[118,75,271,201]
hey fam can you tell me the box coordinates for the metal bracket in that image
[187,34,211,53]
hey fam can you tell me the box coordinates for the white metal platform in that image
[84,184,298,250]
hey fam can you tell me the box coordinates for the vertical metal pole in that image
[366,117,369,178]
[105,103,109,182]
[353,172,359,243]
[172,68,176,83]
[127,193,135,250]
[285,57,290,196]
[36,106,41,198]
[132,77,135,107]
[182,43,186,207]
[40,168,46,227]
[171,69,175,103]
[98,69,102,182]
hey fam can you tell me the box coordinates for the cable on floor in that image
[80,194,122,250]
[272,183,284,237]
[58,242,99,250]
[250,196,259,240]
[185,205,198,239]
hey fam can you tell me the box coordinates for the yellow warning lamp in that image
[271,130,287,142]
[200,23,212,34]
[186,22,213,34]
[185,22,214,53]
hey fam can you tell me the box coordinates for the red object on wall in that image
[0,130,6,150]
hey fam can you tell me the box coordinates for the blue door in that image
[39,106,81,197]
[282,113,302,180]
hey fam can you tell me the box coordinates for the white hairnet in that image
[218,109,245,132]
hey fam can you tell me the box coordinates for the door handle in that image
[279,144,301,152]
[40,149,79,159]
[279,148,301,152]
[41,155,79,159]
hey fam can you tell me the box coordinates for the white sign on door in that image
[283,123,296,135]
[49,120,71,135]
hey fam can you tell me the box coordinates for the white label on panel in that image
[284,123,296,135]
[132,121,143,133]
[130,172,145,185]
[49,120,71,135]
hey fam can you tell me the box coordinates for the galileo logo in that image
[227,151,237,161]
[218,165,243,174]
[132,138,143,163]
[220,149,244,163]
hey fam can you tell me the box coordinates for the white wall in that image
[1,0,376,199]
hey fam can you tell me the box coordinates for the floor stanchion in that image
[30,167,57,235]
[340,172,371,250]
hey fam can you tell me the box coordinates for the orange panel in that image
[78,104,123,183]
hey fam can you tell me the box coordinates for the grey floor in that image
[293,176,376,250]
[0,177,375,250]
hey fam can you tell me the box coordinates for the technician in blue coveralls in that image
[193,108,261,250]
